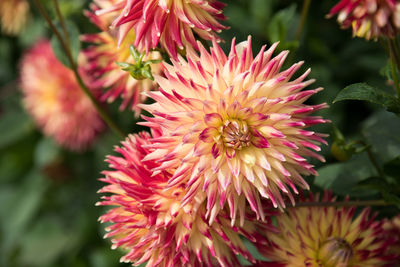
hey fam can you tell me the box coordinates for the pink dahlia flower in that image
[98,131,274,267]
[140,37,328,224]
[328,0,400,40]
[20,40,104,151]
[96,0,228,58]
[0,0,29,35]
[81,0,162,115]
[256,192,397,267]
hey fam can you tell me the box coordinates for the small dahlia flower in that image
[98,131,273,267]
[140,37,328,223]
[0,0,29,35]
[328,0,400,40]
[81,0,162,115]
[256,192,396,267]
[96,0,228,58]
[20,40,104,151]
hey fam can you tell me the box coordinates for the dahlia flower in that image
[95,0,228,58]
[20,40,104,151]
[140,37,328,223]
[0,0,29,35]
[256,192,396,267]
[382,215,400,265]
[328,0,400,40]
[98,131,274,267]
[81,0,162,115]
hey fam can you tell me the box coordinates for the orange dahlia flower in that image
[98,131,274,267]
[328,0,400,40]
[95,0,228,58]
[20,40,104,151]
[81,0,162,115]
[256,192,396,267]
[140,37,328,223]
[0,0,29,35]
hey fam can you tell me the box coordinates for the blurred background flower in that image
[0,0,29,35]
[328,0,400,40]
[20,40,104,151]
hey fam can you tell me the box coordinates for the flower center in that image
[221,119,251,150]
[318,237,353,267]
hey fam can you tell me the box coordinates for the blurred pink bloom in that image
[328,0,400,40]
[20,40,104,151]
[140,36,329,224]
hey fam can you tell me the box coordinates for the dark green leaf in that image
[333,83,400,115]
[0,110,34,150]
[50,21,80,69]
[383,155,400,180]
[315,154,378,197]
[383,192,400,209]
[267,4,297,43]
[362,111,400,163]
[34,138,61,167]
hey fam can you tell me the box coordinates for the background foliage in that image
[0,0,399,266]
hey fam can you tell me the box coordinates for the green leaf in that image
[315,154,378,197]
[383,192,400,209]
[362,110,400,163]
[34,138,61,167]
[383,155,400,180]
[333,83,400,115]
[0,110,34,150]
[267,4,297,43]
[50,20,80,69]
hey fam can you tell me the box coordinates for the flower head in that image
[256,192,396,267]
[98,131,274,267]
[96,0,228,58]
[328,0,400,40]
[140,36,328,224]
[20,40,104,151]
[0,0,29,35]
[81,0,162,115]
[382,215,400,265]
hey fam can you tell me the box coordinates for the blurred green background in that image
[0,0,399,266]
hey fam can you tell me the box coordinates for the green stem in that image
[353,140,385,178]
[295,0,312,42]
[287,0,312,64]
[388,38,400,96]
[32,0,125,139]
[52,0,69,46]
[293,199,387,208]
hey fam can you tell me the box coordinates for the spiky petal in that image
[98,131,274,267]
[96,0,228,58]
[81,0,162,116]
[140,36,328,224]
[20,40,104,151]
[256,192,397,267]
[328,0,400,40]
[0,0,29,35]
